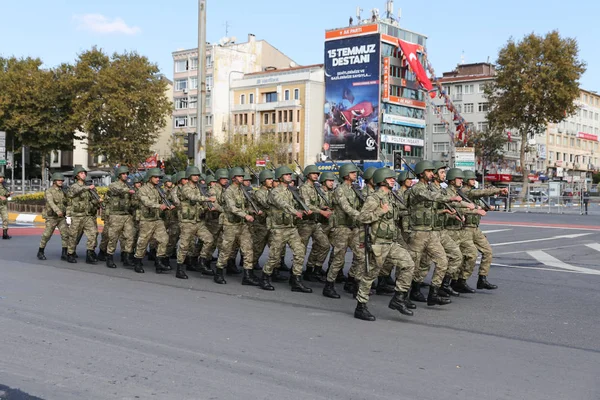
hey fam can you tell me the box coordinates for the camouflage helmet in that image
[146,168,162,179]
[73,165,87,176]
[229,167,245,179]
[51,172,65,181]
[186,166,201,178]
[163,175,172,183]
[414,160,435,175]
[303,165,320,176]
[214,168,229,180]
[432,161,447,173]
[463,170,477,180]
[275,165,293,179]
[133,176,143,184]
[397,171,408,183]
[243,173,252,181]
[199,173,206,181]
[362,167,377,181]
[259,169,274,183]
[205,174,216,184]
[115,166,129,176]
[446,168,465,181]
[373,168,396,185]
[175,171,186,183]
[338,163,359,180]
[319,171,336,183]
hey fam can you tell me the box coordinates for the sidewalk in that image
[7,212,105,226]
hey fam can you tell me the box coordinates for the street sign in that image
[0,160,6,166]
[256,159,266,167]
[455,147,475,171]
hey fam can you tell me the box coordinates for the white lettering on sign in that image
[328,44,377,66]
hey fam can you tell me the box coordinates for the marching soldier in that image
[406,161,462,306]
[458,170,508,290]
[354,168,415,321]
[97,177,112,262]
[105,166,136,269]
[176,166,215,279]
[298,165,331,282]
[66,166,101,264]
[37,173,69,260]
[0,172,13,239]
[133,168,173,274]
[251,170,273,269]
[163,175,180,259]
[213,167,260,285]
[361,167,377,197]
[199,168,229,273]
[259,166,312,293]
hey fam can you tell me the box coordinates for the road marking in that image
[584,243,600,252]
[491,233,592,246]
[482,221,600,231]
[491,263,590,274]
[495,242,589,255]
[527,250,600,275]
[482,229,511,234]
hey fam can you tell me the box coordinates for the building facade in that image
[229,64,325,165]
[171,34,295,149]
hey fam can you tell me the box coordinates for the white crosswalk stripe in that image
[526,250,600,275]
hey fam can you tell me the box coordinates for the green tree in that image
[485,31,586,197]
[72,47,172,166]
[465,127,508,178]
[205,134,289,170]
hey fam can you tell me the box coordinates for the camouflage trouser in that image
[216,223,253,270]
[250,222,269,265]
[380,233,409,277]
[200,219,221,259]
[316,225,333,266]
[414,230,462,282]
[107,214,135,255]
[407,230,447,287]
[467,227,493,277]
[166,217,180,257]
[263,227,305,276]
[356,240,415,304]
[67,215,98,254]
[99,216,110,252]
[326,226,363,283]
[177,221,214,264]
[0,205,8,229]
[446,229,478,280]
[135,219,169,259]
[297,221,330,269]
[39,217,69,249]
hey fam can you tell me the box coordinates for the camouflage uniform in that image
[251,185,271,266]
[67,180,100,255]
[165,185,180,257]
[298,180,330,275]
[39,185,69,250]
[445,184,479,281]
[379,187,412,281]
[106,179,135,256]
[134,182,169,260]
[177,181,214,265]
[0,181,9,230]
[200,183,224,261]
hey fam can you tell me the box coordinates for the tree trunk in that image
[519,129,528,200]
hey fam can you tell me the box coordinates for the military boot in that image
[279,256,291,272]
[311,267,327,283]
[85,250,98,265]
[147,248,157,261]
[122,252,132,267]
[303,267,319,282]
[61,247,68,261]
[155,257,171,274]
[198,257,215,276]
[37,248,47,260]
[67,253,77,263]
[120,252,126,263]
[242,269,260,286]
[271,268,288,282]
[452,278,476,294]
[440,275,460,297]
[427,285,452,306]
[186,256,201,272]
[354,301,376,321]
[375,276,395,295]
[405,295,417,310]
[97,249,107,262]
[253,262,262,271]
[133,258,145,273]
[260,272,275,291]
[388,291,414,316]
[477,275,498,290]
[184,255,191,268]
[343,276,357,294]
[335,270,347,283]
[226,258,242,275]
[176,264,188,279]
[105,254,117,269]
[290,275,312,293]
[213,268,226,284]
[409,281,427,302]
[322,281,340,299]
[2,228,11,239]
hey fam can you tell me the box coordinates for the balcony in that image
[232,103,256,112]
[452,93,463,102]
[275,99,301,108]
[234,126,249,134]
[277,122,294,132]
[256,102,277,112]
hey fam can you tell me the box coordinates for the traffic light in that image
[393,151,403,170]
[351,118,359,133]
[185,132,196,159]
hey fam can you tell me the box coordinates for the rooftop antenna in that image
[224,21,230,37]
[386,0,394,20]
[397,8,402,21]
[356,6,363,22]
[461,50,465,65]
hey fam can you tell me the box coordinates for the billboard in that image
[323,33,380,161]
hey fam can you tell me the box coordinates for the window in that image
[175,79,187,91]
[442,106,449,115]
[189,96,197,109]
[464,103,474,113]
[297,110,300,121]
[243,114,248,125]
[283,110,288,122]
[251,114,255,125]
[190,58,198,70]
[175,60,188,73]
[294,88,300,100]
[477,122,489,131]
[289,110,293,122]
[478,103,489,112]
[455,85,463,94]
[549,151,554,161]
[455,104,462,113]
[477,83,486,93]
[577,139,582,148]
[549,135,554,144]
[240,94,245,105]
[175,116,187,127]
[206,115,213,126]
[556,152,560,161]
[570,138,575,147]
[249,93,254,104]
[206,55,213,68]
[189,77,197,90]
[272,112,276,123]
[205,93,211,107]
[174,97,188,110]
[264,113,269,125]
[265,92,277,103]
[433,142,450,152]
[433,124,446,134]
[284,90,290,101]
[234,114,239,126]
[464,84,474,94]
[206,75,213,89]
[442,85,450,95]
[190,116,197,127]
[563,137,567,146]
[584,110,588,118]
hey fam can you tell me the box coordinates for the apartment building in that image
[171,34,295,149]
[229,64,325,165]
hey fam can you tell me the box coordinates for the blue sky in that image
[1,0,598,91]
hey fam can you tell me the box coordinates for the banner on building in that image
[382,57,390,100]
[323,33,380,161]
[455,147,475,171]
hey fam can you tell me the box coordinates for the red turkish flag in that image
[397,39,434,97]
[340,101,375,124]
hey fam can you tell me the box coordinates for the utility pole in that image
[196,0,207,171]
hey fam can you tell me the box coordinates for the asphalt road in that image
[1,212,599,400]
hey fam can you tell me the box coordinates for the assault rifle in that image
[294,159,331,209]
[156,185,173,208]
[268,162,310,213]
[89,187,106,210]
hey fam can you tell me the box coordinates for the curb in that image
[7,212,105,226]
